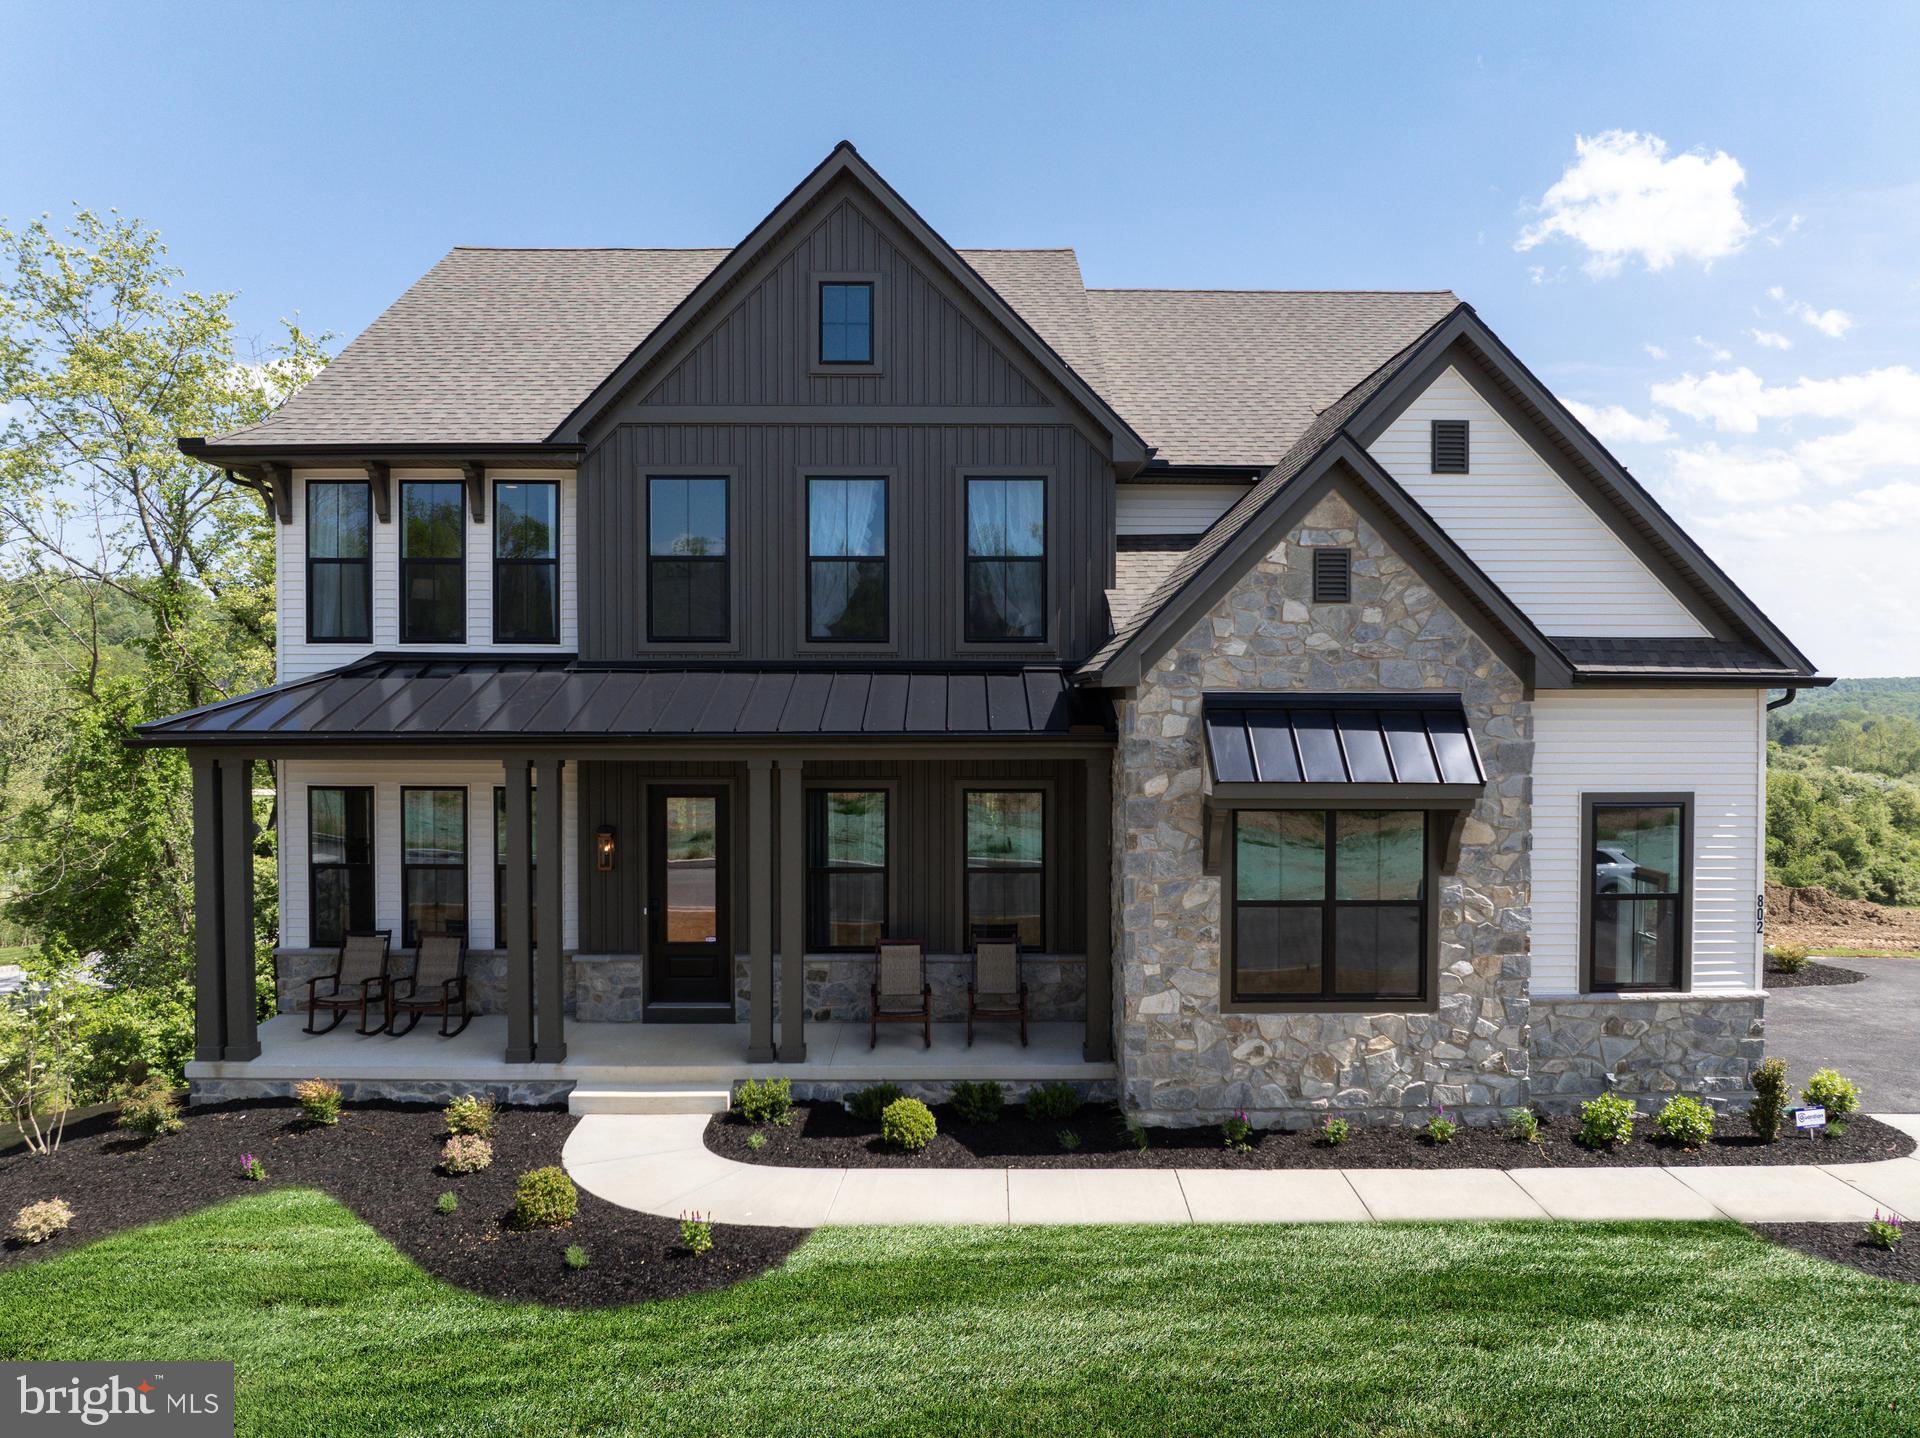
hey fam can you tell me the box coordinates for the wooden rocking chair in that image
[387,932,471,1037]
[306,930,394,1035]
[870,939,932,1049]
[967,926,1029,1047]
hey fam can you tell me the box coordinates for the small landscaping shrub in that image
[1749,1057,1790,1142]
[734,1077,793,1126]
[1057,1128,1081,1152]
[1768,944,1811,974]
[949,1079,1005,1125]
[1505,1107,1539,1143]
[1579,1092,1637,1150]
[293,1078,342,1127]
[116,1077,184,1138]
[1221,1110,1253,1151]
[1424,1106,1458,1145]
[441,1134,493,1174]
[1654,1094,1716,1150]
[564,1244,590,1271]
[436,1191,458,1215]
[1804,1067,1861,1120]
[1121,1113,1149,1152]
[443,1094,496,1137]
[10,1198,73,1245]
[1318,1116,1352,1147]
[680,1211,713,1256]
[847,1082,904,1123]
[511,1166,577,1229]
[881,1096,937,1152]
[239,1153,266,1182]
[1867,1211,1905,1251]
[746,1130,767,1152]
[1025,1081,1082,1123]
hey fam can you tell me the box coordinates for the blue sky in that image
[6,1,1917,674]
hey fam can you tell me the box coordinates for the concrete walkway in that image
[562,1112,1920,1228]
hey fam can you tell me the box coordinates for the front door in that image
[647,787,732,1016]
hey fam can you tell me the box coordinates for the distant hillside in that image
[1773,677,1920,726]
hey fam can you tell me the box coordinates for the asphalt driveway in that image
[1766,955,1920,1112]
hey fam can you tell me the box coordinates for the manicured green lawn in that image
[1,1191,1917,1437]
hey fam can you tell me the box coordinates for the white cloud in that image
[1763,213,1804,248]
[1515,130,1753,277]
[1749,328,1794,350]
[1692,336,1733,361]
[1651,365,1920,449]
[1791,300,1854,338]
[1643,343,1668,360]
[1565,398,1674,445]
[1668,442,1808,504]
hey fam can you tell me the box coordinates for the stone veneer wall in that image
[1528,993,1765,1113]
[1116,490,1535,1126]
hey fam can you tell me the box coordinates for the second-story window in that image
[807,477,887,642]
[964,476,1046,643]
[306,481,371,643]
[494,481,558,644]
[647,476,729,643]
[818,281,873,364]
[400,481,465,644]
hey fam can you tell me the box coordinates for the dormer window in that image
[818,281,874,364]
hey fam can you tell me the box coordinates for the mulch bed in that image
[0,1100,805,1308]
[1766,960,1867,989]
[1752,1223,1920,1284]
[707,1101,1916,1171]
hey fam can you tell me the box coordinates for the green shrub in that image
[1654,1095,1716,1149]
[239,1152,266,1182]
[1867,1212,1905,1250]
[680,1211,713,1256]
[1318,1116,1352,1147]
[1025,1081,1082,1123]
[1579,1092,1637,1150]
[443,1094,496,1137]
[436,1191,458,1215]
[1120,1113,1149,1152]
[1768,944,1811,974]
[1804,1067,1861,1120]
[293,1078,341,1127]
[746,1130,767,1152]
[1057,1128,1081,1151]
[511,1166,577,1229]
[1750,1057,1790,1142]
[948,1080,1005,1125]
[116,1077,184,1138]
[1424,1107,1458,1145]
[564,1244,589,1271]
[881,1096,937,1151]
[10,1198,73,1245]
[734,1077,793,1126]
[440,1134,493,1174]
[1505,1107,1539,1143]
[847,1082,904,1124]
[1221,1110,1253,1151]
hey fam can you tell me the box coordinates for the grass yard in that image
[1,1192,1916,1438]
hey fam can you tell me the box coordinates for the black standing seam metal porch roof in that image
[1202,694,1486,788]
[130,656,1113,746]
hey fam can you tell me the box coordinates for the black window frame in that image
[491,785,536,950]
[492,479,560,645]
[1582,792,1692,994]
[963,475,1048,645]
[962,787,1046,950]
[805,475,889,644]
[399,480,466,645]
[1430,419,1470,474]
[645,474,731,644]
[307,786,373,948]
[805,787,891,951]
[400,786,468,949]
[1226,809,1434,1009]
[817,280,875,366]
[305,480,372,645]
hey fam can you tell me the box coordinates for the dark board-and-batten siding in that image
[577,422,1115,662]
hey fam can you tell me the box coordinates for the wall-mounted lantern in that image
[595,825,617,872]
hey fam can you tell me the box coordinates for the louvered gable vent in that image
[1311,547,1351,604]
[1430,419,1469,473]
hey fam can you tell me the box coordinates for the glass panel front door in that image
[648,787,731,1010]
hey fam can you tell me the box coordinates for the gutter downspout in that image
[1766,688,1800,712]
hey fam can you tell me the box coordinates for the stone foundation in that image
[733,954,1087,1025]
[1527,993,1766,1113]
[188,1077,574,1106]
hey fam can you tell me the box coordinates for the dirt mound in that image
[1767,884,1899,926]
[1767,883,1920,956]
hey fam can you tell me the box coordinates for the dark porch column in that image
[534,755,566,1062]
[190,755,226,1063]
[778,759,806,1062]
[502,758,534,1063]
[1083,753,1113,1062]
[219,754,262,1061]
[746,759,775,1062]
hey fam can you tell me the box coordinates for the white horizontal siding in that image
[279,759,578,951]
[278,468,578,682]
[1115,483,1248,535]
[1367,367,1707,638]
[1531,689,1764,995]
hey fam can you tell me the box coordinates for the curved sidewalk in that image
[562,1112,1920,1228]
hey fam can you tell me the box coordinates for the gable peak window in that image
[306,481,372,644]
[819,281,874,365]
[964,476,1047,643]
[1430,419,1470,474]
[647,475,730,643]
[807,476,888,642]
[1311,547,1351,604]
[494,480,558,644]
[400,481,466,644]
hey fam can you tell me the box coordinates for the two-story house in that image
[142,144,1824,1123]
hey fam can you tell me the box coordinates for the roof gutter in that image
[178,438,584,469]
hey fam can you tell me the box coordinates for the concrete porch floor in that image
[185,1013,1114,1087]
